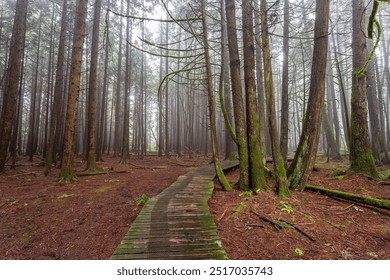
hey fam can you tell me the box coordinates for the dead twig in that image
[278,218,316,242]
[217,209,228,223]
[245,223,264,228]
[251,210,316,241]
[251,210,280,230]
[233,227,243,232]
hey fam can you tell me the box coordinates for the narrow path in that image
[111,161,238,260]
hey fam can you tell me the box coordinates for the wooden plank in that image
[111,161,238,260]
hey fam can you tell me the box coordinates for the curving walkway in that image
[111,161,238,260]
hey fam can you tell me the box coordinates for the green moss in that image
[216,163,232,191]
[232,201,248,219]
[59,168,78,182]
[305,185,390,210]
[94,186,110,193]
[276,160,290,197]
[350,149,379,178]
[379,170,390,180]
[279,201,294,214]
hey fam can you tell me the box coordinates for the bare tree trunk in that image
[287,0,330,189]
[225,0,249,189]
[201,0,231,191]
[164,18,169,158]
[349,0,378,178]
[114,0,124,157]
[86,0,102,171]
[59,0,88,181]
[45,0,68,176]
[243,0,268,191]
[27,15,42,161]
[158,18,164,157]
[254,0,267,161]
[366,40,389,165]
[332,31,350,149]
[0,0,28,174]
[220,0,235,160]
[120,0,132,164]
[280,0,290,163]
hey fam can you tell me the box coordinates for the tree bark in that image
[243,0,268,191]
[280,0,290,164]
[86,0,102,171]
[224,0,249,189]
[220,0,235,160]
[287,0,330,189]
[349,0,378,178]
[201,0,231,191]
[59,0,89,181]
[260,0,288,196]
[0,0,28,174]
[120,0,132,164]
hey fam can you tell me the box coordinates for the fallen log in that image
[305,185,390,210]
[76,170,127,177]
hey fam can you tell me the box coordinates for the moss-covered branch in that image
[356,0,388,77]
[305,185,390,210]
[107,8,201,23]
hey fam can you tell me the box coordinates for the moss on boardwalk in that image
[111,161,238,260]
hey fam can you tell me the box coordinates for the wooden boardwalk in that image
[111,161,238,260]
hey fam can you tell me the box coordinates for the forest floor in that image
[210,159,390,260]
[0,155,389,260]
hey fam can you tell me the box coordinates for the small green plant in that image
[275,220,294,230]
[232,201,248,218]
[239,190,253,197]
[94,186,110,193]
[279,201,294,214]
[136,194,149,206]
[378,170,390,180]
[324,243,333,247]
[294,248,304,257]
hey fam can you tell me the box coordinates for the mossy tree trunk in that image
[59,0,89,182]
[243,0,268,192]
[224,0,249,189]
[201,0,232,191]
[254,0,267,161]
[220,0,235,161]
[287,0,330,190]
[260,0,288,196]
[349,0,379,178]
[0,0,28,174]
